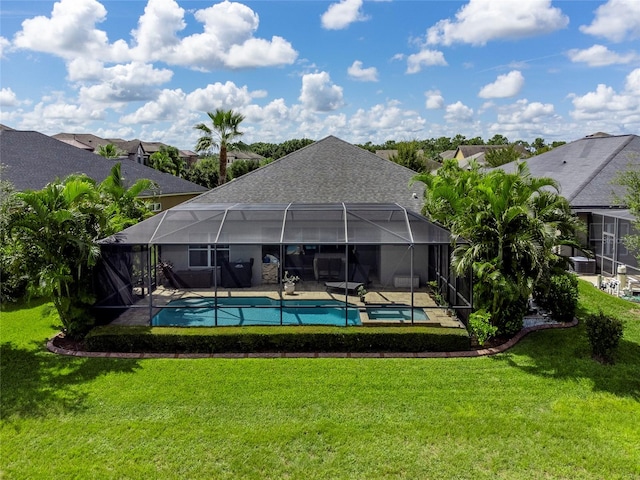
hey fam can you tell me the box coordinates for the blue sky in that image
[1,0,639,150]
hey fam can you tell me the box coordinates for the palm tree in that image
[413,161,583,334]
[6,176,103,337]
[97,143,125,158]
[99,163,156,233]
[194,109,245,185]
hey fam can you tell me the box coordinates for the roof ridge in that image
[566,135,635,203]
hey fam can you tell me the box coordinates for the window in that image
[188,245,229,268]
[150,202,162,212]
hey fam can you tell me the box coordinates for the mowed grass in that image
[1,281,639,479]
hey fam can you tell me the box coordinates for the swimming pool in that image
[366,306,429,322]
[152,297,361,327]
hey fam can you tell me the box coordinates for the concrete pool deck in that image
[110,284,464,329]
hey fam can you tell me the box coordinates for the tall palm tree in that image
[194,109,245,185]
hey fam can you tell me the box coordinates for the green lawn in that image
[1,281,639,479]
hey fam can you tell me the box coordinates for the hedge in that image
[84,325,471,354]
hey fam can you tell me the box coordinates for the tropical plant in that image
[149,146,184,177]
[98,162,156,232]
[413,160,584,335]
[194,109,245,185]
[5,176,104,337]
[282,271,300,284]
[96,143,125,158]
[468,309,497,346]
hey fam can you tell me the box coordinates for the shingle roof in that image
[498,134,640,209]
[0,129,207,196]
[187,136,425,212]
[52,132,110,151]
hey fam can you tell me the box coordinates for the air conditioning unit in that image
[570,256,596,274]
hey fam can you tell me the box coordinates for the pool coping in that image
[46,318,578,359]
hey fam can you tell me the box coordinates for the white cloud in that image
[130,0,186,60]
[567,44,638,67]
[348,101,426,140]
[186,81,260,112]
[13,0,111,59]
[579,0,640,42]
[321,0,367,30]
[347,60,378,82]
[120,88,188,124]
[12,0,297,70]
[487,99,563,140]
[0,88,20,107]
[426,0,568,46]
[569,69,640,128]
[425,90,444,109]
[478,71,525,98]
[299,72,345,112]
[406,49,447,74]
[77,62,173,104]
[0,36,11,58]
[444,101,474,123]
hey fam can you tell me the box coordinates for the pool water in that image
[152,297,361,327]
[366,306,429,321]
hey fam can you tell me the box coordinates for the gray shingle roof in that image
[0,129,207,196]
[498,134,640,209]
[187,136,426,212]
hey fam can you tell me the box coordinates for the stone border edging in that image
[46,318,578,359]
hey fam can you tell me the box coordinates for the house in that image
[453,144,528,168]
[0,129,207,211]
[52,132,112,152]
[97,136,471,325]
[226,150,265,165]
[498,134,640,277]
[54,132,196,167]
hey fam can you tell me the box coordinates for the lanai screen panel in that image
[216,204,287,244]
[405,211,453,244]
[149,205,227,244]
[283,204,347,244]
[346,204,412,244]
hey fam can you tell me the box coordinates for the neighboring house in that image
[98,136,471,321]
[0,129,207,212]
[52,132,112,152]
[499,133,640,276]
[54,133,195,167]
[453,144,528,167]
[226,150,265,165]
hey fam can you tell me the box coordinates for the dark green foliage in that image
[413,161,583,336]
[615,165,640,263]
[534,271,579,322]
[388,141,425,172]
[484,144,523,167]
[84,325,471,353]
[227,159,261,180]
[184,156,219,188]
[149,145,184,177]
[584,311,625,363]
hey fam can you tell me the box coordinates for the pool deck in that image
[110,284,465,329]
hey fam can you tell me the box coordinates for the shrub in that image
[534,271,579,322]
[468,310,497,346]
[84,325,471,354]
[584,311,625,363]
